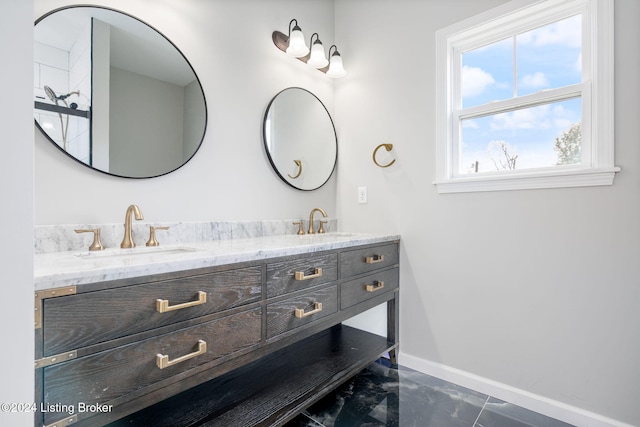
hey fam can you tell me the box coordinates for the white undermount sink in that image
[305,232,361,239]
[75,246,200,261]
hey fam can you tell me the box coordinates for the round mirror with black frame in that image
[34,6,207,178]
[263,88,337,191]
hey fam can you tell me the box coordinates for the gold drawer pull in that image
[366,281,385,292]
[156,340,207,369]
[294,268,323,281]
[365,255,385,264]
[156,291,207,313]
[294,302,323,318]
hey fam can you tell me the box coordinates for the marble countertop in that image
[34,232,400,291]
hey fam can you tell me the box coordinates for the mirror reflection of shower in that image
[34,15,92,166]
[43,85,80,151]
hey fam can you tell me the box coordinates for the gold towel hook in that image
[288,160,303,179]
[373,143,396,168]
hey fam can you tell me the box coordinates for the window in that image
[435,0,617,193]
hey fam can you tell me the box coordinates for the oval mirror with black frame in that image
[263,88,337,191]
[34,6,207,178]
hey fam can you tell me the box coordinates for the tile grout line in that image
[472,395,491,427]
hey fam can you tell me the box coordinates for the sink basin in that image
[305,232,361,239]
[75,246,200,261]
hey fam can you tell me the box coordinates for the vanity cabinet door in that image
[266,253,338,297]
[340,243,399,278]
[341,267,399,309]
[266,285,338,338]
[43,266,262,356]
[42,306,262,426]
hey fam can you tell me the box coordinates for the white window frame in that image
[434,0,618,193]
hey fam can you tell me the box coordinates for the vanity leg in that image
[34,325,44,426]
[388,348,398,366]
[387,290,399,367]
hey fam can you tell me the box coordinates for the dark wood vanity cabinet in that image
[34,241,400,427]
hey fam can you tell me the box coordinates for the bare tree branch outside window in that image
[487,140,518,170]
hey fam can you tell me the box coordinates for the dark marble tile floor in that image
[285,359,575,427]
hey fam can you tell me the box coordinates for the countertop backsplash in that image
[34,219,337,254]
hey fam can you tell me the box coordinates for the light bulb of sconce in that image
[286,24,309,57]
[326,50,347,78]
[307,39,328,68]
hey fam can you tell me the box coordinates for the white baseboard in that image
[398,352,634,427]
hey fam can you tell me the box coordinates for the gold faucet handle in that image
[292,221,305,235]
[146,226,170,247]
[74,229,104,251]
[318,220,327,234]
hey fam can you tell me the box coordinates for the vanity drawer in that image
[42,306,262,426]
[340,243,399,278]
[43,266,262,356]
[266,285,338,338]
[341,267,399,309]
[266,253,338,298]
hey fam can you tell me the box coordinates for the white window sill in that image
[434,167,620,194]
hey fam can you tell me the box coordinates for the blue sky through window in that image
[459,15,582,174]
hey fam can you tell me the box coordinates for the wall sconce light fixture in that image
[285,19,309,57]
[272,19,347,78]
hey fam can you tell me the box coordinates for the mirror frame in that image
[34,5,208,179]
[262,87,337,191]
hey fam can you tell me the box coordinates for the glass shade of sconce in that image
[285,19,309,57]
[272,21,345,78]
[326,45,347,78]
[307,33,329,69]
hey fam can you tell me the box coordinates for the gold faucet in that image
[308,208,328,234]
[121,204,144,248]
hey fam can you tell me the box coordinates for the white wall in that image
[0,0,34,425]
[335,0,640,425]
[34,0,337,225]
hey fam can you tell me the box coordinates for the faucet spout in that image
[308,208,328,234]
[121,204,144,248]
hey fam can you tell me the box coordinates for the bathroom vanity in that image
[34,233,400,426]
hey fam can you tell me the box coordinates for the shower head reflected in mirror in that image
[44,85,80,103]
[42,85,81,150]
[44,85,59,104]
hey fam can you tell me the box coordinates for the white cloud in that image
[462,120,479,129]
[462,65,495,97]
[554,118,573,129]
[470,37,512,55]
[520,72,549,89]
[519,15,581,48]
[488,101,579,132]
[490,105,552,131]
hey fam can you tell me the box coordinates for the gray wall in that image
[109,66,184,177]
[183,79,206,161]
[335,0,640,425]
